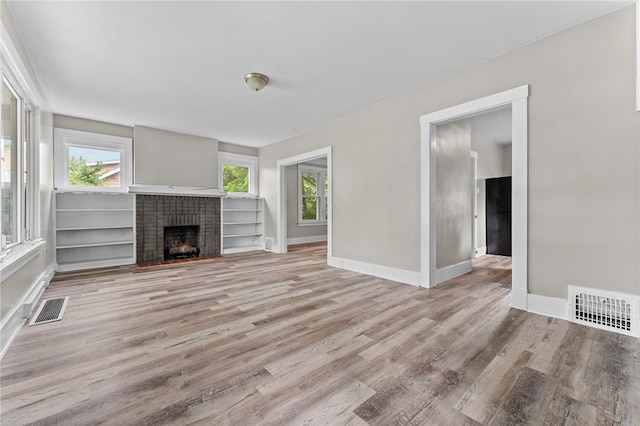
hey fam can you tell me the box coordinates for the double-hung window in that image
[1,69,38,252]
[53,128,132,192]
[218,152,258,195]
[298,165,327,225]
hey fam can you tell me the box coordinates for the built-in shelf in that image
[221,196,264,254]
[54,191,136,271]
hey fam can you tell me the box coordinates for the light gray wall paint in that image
[471,131,512,251]
[133,125,218,187]
[503,144,512,175]
[435,120,471,269]
[218,141,258,157]
[259,6,639,298]
[436,120,472,269]
[286,164,328,241]
[472,131,507,179]
[53,114,134,138]
[1,0,55,327]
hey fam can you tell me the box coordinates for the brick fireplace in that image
[135,194,221,263]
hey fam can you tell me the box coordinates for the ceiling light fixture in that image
[244,72,269,92]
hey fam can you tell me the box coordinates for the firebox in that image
[164,225,200,260]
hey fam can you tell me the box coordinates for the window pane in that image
[301,172,317,196]
[302,197,317,220]
[68,146,121,187]
[2,81,19,245]
[222,164,249,192]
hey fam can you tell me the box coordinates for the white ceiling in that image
[6,1,631,148]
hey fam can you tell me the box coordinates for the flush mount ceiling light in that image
[244,72,269,92]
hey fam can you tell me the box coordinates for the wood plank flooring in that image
[1,243,638,425]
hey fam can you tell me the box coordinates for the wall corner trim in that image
[435,260,473,285]
[527,293,568,320]
[327,255,421,287]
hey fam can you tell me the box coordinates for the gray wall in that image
[259,6,639,299]
[133,125,218,188]
[1,0,55,337]
[53,114,133,138]
[471,131,512,251]
[218,141,258,157]
[436,120,471,269]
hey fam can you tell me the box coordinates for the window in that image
[218,152,258,195]
[298,165,327,225]
[1,72,37,251]
[54,128,132,192]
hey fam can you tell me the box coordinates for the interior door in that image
[486,176,512,256]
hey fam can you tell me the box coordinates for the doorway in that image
[420,86,529,310]
[276,147,332,259]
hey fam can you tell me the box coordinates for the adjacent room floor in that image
[1,243,638,424]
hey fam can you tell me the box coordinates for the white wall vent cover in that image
[29,297,69,326]
[264,237,274,252]
[569,286,639,337]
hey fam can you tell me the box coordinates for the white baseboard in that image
[287,235,328,245]
[527,294,568,320]
[474,246,487,257]
[1,262,56,360]
[327,255,421,287]
[435,260,472,285]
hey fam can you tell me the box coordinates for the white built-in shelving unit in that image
[221,196,264,254]
[54,191,136,271]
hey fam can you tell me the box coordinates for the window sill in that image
[297,222,328,227]
[0,239,46,281]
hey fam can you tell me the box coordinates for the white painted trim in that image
[470,151,478,258]
[0,262,56,360]
[54,128,133,192]
[527,294,568,321]
[328,255,421,287]
[128,184,225,197]
[223,245,263,254]
[0,22,43,106]
[287,235,328,245]
[435,260,473,285]
[0,240,45,280]
[474,246,487,257]
[297,164,328,225]
[276,147,332,258]
[56,257,134,272]
[420,85,529,313]
[218,151,259,196]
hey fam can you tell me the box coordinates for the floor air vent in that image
[569,286,638,337]
[29,297,69,326]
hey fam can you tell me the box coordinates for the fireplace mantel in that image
[128,184,226,197]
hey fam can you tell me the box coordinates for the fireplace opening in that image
[164,225,200,260]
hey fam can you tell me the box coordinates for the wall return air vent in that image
[569,286,639,337]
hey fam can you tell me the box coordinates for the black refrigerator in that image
[486,176,512,256]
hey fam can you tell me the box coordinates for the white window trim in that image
[53,128,132,193]
[218,152,259,196]
[298,164,327,226]
[1,19,42,270]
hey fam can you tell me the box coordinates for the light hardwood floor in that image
[1,243,638,425]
